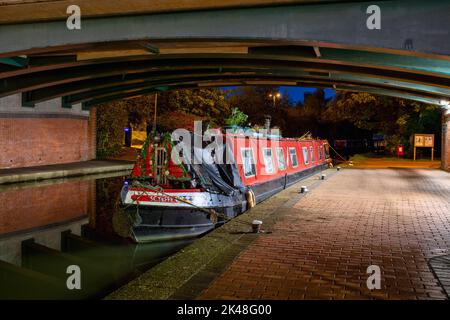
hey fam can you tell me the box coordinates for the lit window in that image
[319,146,323,160]
[276,148,286,170]
[310,146,315,162]
[289,148,299,168]
[263,148,275,174]
[302,147,309,165]
[241,148,256,177]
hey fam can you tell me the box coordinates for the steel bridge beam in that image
[1,1,450,58]
[80,80,442,108]
[24,68,450,105]
[57,74,446,106]
[3,57,450,99]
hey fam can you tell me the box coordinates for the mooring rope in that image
[327,144,349,163]
[127,181,255,227]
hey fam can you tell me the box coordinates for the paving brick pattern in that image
[200,169,450,300]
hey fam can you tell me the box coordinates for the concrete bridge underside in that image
[0,0,450,170]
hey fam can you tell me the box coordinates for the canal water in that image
[0,172,192,299]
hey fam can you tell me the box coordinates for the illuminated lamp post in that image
[269,92,282,108]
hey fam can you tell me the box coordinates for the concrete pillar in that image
[441,113,450,171]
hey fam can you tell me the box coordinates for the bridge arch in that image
[0,0,449,169]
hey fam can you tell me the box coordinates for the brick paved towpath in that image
[200,169,450,300]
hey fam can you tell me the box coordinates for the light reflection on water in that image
[0,172,192,299]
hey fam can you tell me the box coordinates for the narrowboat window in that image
[276,148,286,170]
[289,147,299,168]
[263,148,275,174]
[241,148,256,177]
[310,146,315,162]
[302,147,309,165]
[319,146,323,160]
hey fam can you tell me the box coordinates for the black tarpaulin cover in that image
[189,141,245,196]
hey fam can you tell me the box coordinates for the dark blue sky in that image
[279,86,336,103]
[222,86,336,104]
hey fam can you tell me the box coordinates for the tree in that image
[288,89,330,137]
[157,111,204,132]
[322,92,442,155]
[126,95,153,129]
[226,86,292,129]
[167,88,229,126]
[225,107,248,127]
[302,89,327,119]
[96,101,128,158]
[321,92,381,131]
[95,88,230,158]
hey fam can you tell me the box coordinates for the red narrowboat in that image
[121,127,331,242]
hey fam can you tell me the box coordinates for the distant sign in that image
[414,134,434,147]
[413,134,434,161]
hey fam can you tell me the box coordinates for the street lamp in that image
[269,92,282,108]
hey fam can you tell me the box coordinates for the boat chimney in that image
[264,115,272,132]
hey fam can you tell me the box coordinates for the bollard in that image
[321,174,326,180]
[337,166,341,171]
[300,186,308,193]
[252,220,263,233]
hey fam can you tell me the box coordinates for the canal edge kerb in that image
[105,168,337,300]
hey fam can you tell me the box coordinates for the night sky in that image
[279,86,336,103]
[223,86,336,104]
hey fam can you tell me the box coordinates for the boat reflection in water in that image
[0,172,192,299]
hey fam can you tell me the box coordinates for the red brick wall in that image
[0,116,96,169]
